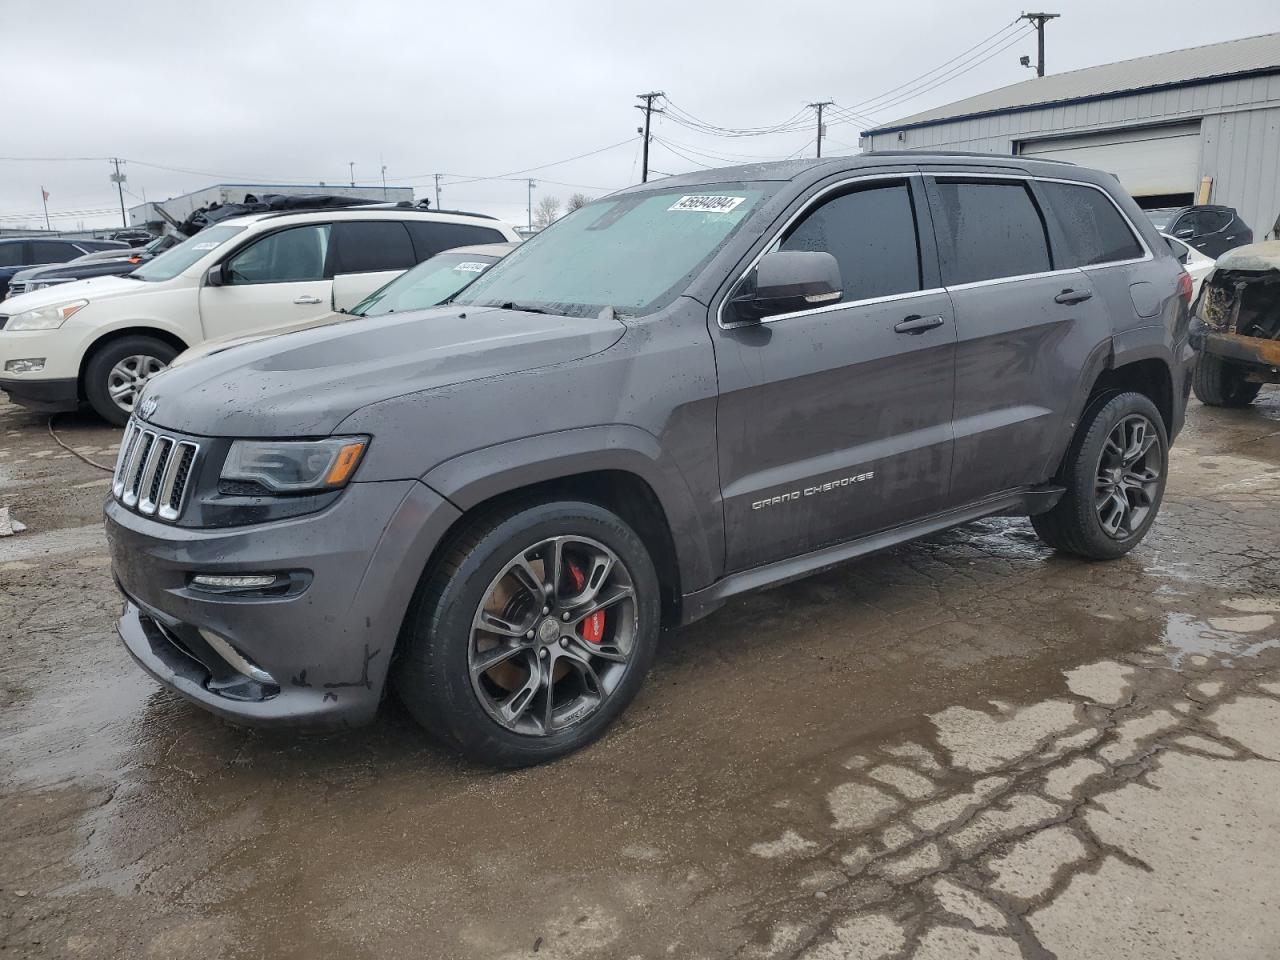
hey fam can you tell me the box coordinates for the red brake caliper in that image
[566,560,605,644]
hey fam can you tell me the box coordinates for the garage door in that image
[1018,123,1201,198]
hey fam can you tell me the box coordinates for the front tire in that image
[1032,391,1168,560]
[84,335,178,426]
[1192,354,1261,407]
[393,499,661,767]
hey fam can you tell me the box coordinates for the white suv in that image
[0,207,520,424]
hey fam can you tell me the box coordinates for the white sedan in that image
[1162,233,1215,300]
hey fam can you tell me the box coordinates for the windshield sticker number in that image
[452,262,489,273]
[669,195,746,214]
[192,241,220,251]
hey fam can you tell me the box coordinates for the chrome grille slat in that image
[121,431,154,507]
[112,418,200,523]
[158,442,198,521]
[138,437,174,515]
[111,421,140,497]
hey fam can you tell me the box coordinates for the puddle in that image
[1160,612,1280,668]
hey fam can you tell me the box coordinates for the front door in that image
[712,177,957,571]
[198,223,334,340]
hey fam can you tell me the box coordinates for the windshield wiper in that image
[498,301,547,314]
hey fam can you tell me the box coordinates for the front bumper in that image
[0,375,79,413]
[105,478,462,727]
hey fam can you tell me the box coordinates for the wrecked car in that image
[1190,240,1280,407]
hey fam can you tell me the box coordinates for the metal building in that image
[128,182,415,232]
[861,32,1280,238]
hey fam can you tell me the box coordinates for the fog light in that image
[191,574,278,590]
[4,358,46,374]
[198,628,275,684]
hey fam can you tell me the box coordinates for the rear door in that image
[712,175,957,570]
[926,175,1114,504]
[198,223,334,339]
[328,220,417,301]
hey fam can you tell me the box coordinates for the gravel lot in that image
[2,391,1279,959]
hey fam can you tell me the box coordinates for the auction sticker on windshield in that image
[453,262,489,273]
[669,195,746,214]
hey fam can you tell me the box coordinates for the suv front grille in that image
[112,419,200,521]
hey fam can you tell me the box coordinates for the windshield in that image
[130,224,246,282]
[453,184,770,317]
[1144,207,1181,231]
[353,251,503,316]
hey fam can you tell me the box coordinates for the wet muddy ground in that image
[2,392,1279,959]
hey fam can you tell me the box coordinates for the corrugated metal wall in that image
[864,73,1280,238]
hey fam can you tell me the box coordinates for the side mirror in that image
[731,250,842,322]
[332,273,373,314]
[204,263,226,287]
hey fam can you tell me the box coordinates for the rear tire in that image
[1192,354,1261,408]
[1032,391,1168,560]
[84,334,177,426]
[393,499,661,767]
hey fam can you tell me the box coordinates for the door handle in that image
[293,294,323,305]
[894,314,945,334]
[1054,289,1093,305]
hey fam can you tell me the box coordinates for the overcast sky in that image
[4,0,1277,231]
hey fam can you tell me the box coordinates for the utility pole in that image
[380,164,388,200]
[808,101,834,158]
[635,91,664,183]
[109,158,127,227]
[527,179,536,231]
[434,173,442,210]
[348,161,355,187]
[1018,12,1059,77]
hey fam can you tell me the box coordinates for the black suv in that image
[0,237,127,300]
[1160,204,1252,258]
[105,153,1192,766]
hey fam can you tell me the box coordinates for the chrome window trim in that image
[715,169,1155,328]
[716,172,926,330]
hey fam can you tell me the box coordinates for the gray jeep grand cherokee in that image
[105,153,1193,766]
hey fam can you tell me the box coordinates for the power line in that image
[660,98,812,138]
[826,19,1022,121]
[829,25,1034,128]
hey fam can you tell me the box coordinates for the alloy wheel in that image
[107,354,167,413]
[468,535,638,736]
[1094,413,1162,539]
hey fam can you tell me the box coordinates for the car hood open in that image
[139,306,627,438]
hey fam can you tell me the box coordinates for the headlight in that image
[221,437,368,494]
[5,299,88,331]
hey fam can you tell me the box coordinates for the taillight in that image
[1177,271,1193,304]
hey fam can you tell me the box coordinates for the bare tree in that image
[533,195,562,229]
[566,192,591,212]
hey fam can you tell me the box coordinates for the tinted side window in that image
[1171,212,1199,236]
[225,224,331,284]
[0,243,24,267]
[932,180,1051,285]
[30,240,80,264]
[780,183,921,302]
[1040,181,1143,267]
[1200,209,1231,233]
[332,221,415,274]
[407,221,507,261]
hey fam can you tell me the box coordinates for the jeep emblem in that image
[139,395,159,421]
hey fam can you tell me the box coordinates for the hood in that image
[140,306,627,437]
[170,312,351,369]
[0,273,148,312]
[1213,240,1280,274]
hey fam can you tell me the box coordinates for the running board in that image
[679,485,1064,626]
